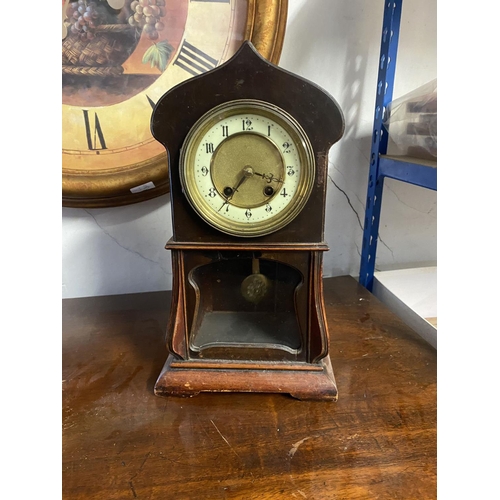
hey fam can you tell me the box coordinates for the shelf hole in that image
[380,54,386,69]
[373,130,378,143]
[375,106,381,119]
[377,81,383,95]
[382,28,388,43]
[370,236,373,245]
[371,153,375,166]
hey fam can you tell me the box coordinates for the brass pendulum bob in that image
[241,256,270,304]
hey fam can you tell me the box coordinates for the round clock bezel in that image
[179,99,316,238]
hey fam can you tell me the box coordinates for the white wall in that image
[62,0,437,298]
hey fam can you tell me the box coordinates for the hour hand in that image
[254,171,282,183]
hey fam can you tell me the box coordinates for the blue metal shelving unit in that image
[359,0,437,291]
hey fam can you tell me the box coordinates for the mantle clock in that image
[150,41,344,400]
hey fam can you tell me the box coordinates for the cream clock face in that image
[61,0,287,207]
[179,100,315,237]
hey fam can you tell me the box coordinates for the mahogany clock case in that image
[151,42,344,400]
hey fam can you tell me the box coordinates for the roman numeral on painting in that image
[83,110,107,151]
[146,95,157,110]
[173,40,218,76]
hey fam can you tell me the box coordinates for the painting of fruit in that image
[62,0,178,106]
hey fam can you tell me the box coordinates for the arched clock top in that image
[151,41,344,155]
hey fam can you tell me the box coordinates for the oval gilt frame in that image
[62,0,288,208]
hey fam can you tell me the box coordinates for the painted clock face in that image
[179,100,315,237]
[62,0,287,207]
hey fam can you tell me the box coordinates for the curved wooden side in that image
[309,251,330,363]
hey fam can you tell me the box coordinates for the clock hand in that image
[253,171,283,184]
[218,199,230,212]
[232,168,252,192]
[218,166,254,211]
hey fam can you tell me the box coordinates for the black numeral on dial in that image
[242,119,253,131]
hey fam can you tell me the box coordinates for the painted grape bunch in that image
[128,0,167,41]
[66,1,112,41]
[63,0,172,72]
[65,0,166,42]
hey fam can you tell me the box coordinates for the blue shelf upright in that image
[359,0,437,290]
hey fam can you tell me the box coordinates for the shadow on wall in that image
[282,0,380,141]
[282,1,383,275]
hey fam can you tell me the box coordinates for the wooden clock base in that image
[154,354,338,401]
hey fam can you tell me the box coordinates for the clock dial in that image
[179,100,315,237]
[62,0,288,208]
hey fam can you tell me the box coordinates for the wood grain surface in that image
[62,276,436,499]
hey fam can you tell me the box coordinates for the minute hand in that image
[231,172,249,193]
[218,167,253,212]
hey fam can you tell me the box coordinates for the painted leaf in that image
[142,41,173,72]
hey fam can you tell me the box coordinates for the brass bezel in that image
[179,99,315,237]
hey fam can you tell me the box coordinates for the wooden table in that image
[63,276,436,499]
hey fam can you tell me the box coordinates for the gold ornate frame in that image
[62,0,288,208]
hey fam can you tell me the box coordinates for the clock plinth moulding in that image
[151,41,344,400]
